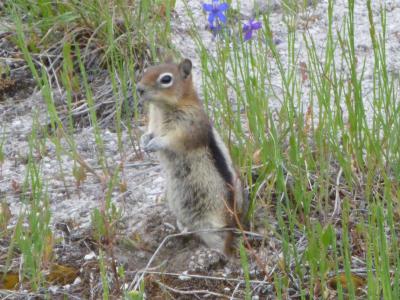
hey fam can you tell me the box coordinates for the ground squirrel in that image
[137,58,246,255]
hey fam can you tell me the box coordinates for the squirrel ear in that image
[179,59,192,79]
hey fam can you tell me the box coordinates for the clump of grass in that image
[10,121,52,291]
[8,0,174,176]
[5,0,172,128]
[2,0,174,297]
[189,0,400,297]
[7,0,156,67]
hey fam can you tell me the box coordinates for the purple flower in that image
[243,19,262,41]
[203,0,229,28]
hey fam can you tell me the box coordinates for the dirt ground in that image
[1,0,400,299]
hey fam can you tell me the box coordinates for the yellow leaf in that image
[47,264,79,285]
[0,272,19,289]
[327,272,366,293]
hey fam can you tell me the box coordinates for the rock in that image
[188,248,227,272]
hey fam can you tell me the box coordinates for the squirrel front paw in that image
[140,133,154,149]
[143,136,166,152]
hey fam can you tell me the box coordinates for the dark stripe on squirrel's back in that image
[208,128,234,208]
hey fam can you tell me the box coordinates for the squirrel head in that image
[136,58,196,107]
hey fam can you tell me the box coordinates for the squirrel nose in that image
[136,85,145,97]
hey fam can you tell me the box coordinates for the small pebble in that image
[84,251,97,260]
[72,277,82,285]
[48,286,58,294]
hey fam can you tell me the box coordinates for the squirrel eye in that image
[160,75,172,84]
[157,73,174,87]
